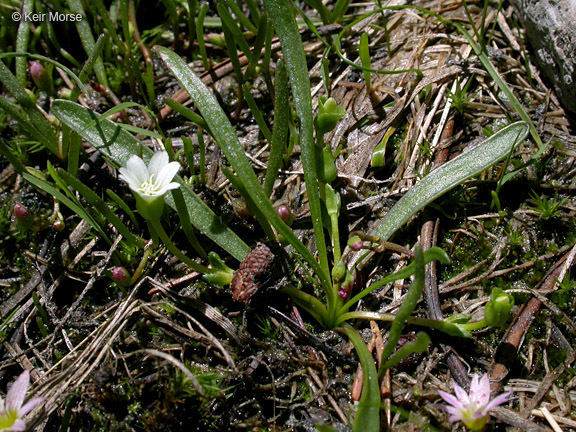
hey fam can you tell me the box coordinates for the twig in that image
[421,219,470,390]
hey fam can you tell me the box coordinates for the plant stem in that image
[148,219,211,274]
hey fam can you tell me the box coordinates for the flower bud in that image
[111,267,132,287]
[348,235,363,251]
[324,184,341,218]
[484,288,514,327]
[14,203,29,221]
[13,203,35,230]
[331,261,346,283]
[316,145,337,184]
[52,219,65,231]
[315,97,346,135]
[58,88,73,100]
[29,61,54,95]
[276,205,294,226]
[203,252,234,286]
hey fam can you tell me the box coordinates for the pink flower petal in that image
[475,374,491,406]
[485,390,513,411]
[19,397,45,416]
[453,381,471,406]
[437,390,464,410]
[6,419,27,431]
[6,370,29,411]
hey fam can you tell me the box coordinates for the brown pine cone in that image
[231,243,275,303]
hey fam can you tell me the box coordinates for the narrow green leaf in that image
[265,59,290,196]
[67,0,109,87]
[106,189,139,231]
[359,33,371,90]
[170,188,207,258]
[371,121,528,244]
[338,247,449,320]
[22,172,111,244]
[378,245,425,379]
[342,324,380,432]
[196,4,210,71]
[222,167,275,240]
[244,15,268,79]
[380,331,430,370]
[165,99,209,130]
[223,0,258,33]
[263,0,331,291]
[242,84,273,144]
[280,286,329,327]
[66,129,81,177]
[218,2,248,82]
[16,0,33,87]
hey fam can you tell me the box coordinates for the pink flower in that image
[438,373,512,431]
[0,370,44,431]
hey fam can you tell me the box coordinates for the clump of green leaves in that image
[446,78,474,115]
[528,191,566,220]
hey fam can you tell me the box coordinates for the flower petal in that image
[438,404,463,419]
[437,390,464,410]
[7,419,26,431]
[148,151,169,177]
[19,397,45,416]
[448,413,465,423]
[484,390,512,412]
[156,161,180,188]
[6,370,29,411]
[475,374,491,406]
[119,155,149,189]
[162,182,181,192]
[453,381,471,406]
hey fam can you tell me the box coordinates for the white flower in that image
[438,373,512,431]
[0,370,44,431]
[119,152,180,202]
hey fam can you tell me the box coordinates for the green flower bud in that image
[202,252,234,286]
[315,97,346,135]
[444,313,472,324]
[58,88,73,100]
[484,288,514,327]
[331,261,346,283]
[348,235,363,251]
[324,184,341,216]
[316,144,337,183]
